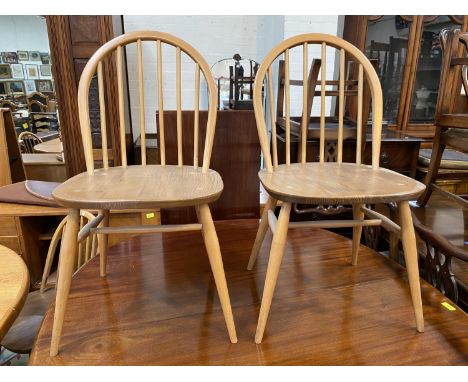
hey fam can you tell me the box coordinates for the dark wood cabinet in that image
[343,15,468,138]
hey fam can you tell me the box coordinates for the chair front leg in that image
[98,210,110,277]
[351,203,365,265]
[50,208,80,356]
[197,204,237,343]
[247,196,277,270]
[255,201,291,344]
[399,201,424,333]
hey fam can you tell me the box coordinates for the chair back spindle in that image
[253,33,382,173]
[77,31,218,174]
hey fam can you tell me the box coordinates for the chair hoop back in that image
[253,33,383,172]
[78,30,218,174]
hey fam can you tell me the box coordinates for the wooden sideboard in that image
[156,110,260,224]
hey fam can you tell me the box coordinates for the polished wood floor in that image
[30,220,468,365]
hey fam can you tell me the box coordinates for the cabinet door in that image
[407,16,467,125]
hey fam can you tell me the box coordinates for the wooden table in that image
[30,220,468,365]
[22,153,67,183]
[34,138,62,154]
[0,245,29,342]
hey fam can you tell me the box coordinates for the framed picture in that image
[6,80,25,94]
[24,79,36,93]
[25,64,39,79]
[39,64,51,77]
[35,79,53,93]
[0,64,12,79]
[3,52,18,64]
[10,63,24,79]
[40,53,51,64]
[0,82,7,95]
[17,51,29,61]
[29,51,41,61]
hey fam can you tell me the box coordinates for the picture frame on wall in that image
[24,79,36,93]
[0,82,7,95]
[0,64,12,79]
[29,51,41,61]
[39,64,52,78]
[10,63,24,79]
[17,51,29,61]
[25,64,39,79]
[35,79,53,93]
[40,53,51,64]
[6,80,25,94]
[3,52,18,64]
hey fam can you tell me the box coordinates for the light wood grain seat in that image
[259,163,424,205]
[53,166,223,209]
[249,33,425,344]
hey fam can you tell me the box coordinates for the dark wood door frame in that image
[46,15,122,177]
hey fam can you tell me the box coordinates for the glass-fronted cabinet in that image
[343,15,468,138]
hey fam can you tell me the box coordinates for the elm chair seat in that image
[52,165,223,209]
[259,163,425,205]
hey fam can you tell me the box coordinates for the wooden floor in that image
[30,220,468,365]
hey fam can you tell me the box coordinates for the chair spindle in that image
[301,43,308,164]
[356,63,363,165]
[285,49,291,165]
[97,62,108,169]
[194,63,200,168]
[176,46,183,166]
[338,48,345,164]
[137,39,146,166]
[320,42,326,163]
[268,67,278,168]
[116,45,127,167]
[157,40,166,166]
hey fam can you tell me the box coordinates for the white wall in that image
[0,16,49,52]
[123,15,343,140]
[0,16,51,94]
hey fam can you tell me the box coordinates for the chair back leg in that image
[255,201,291,344]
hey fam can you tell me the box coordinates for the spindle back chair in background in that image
[18,131,42,153]
[49,31,237,356]
[248,33,426,343]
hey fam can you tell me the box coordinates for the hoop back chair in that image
[18,131,42,153]
[49,31,237,356]
[1,210,98,355]
[248,33,425,343]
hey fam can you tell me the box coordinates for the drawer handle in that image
[380,152,390,164]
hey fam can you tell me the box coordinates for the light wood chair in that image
[248,33,425,343]
[49,30,237,356]
[1,210,97,354]
[18,131,43,153]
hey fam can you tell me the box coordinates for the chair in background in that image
[18,131,43,153]
[248,33,425,343]
[417,29,468,207]
[49,30,237,356]
[275,57,373,164]
[1,210,97,355]
[0,100,18,111]
[27,92,49,111]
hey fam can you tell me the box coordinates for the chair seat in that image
[52,165,223,209]
[259,163,425,205]
[441,127,468,151]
